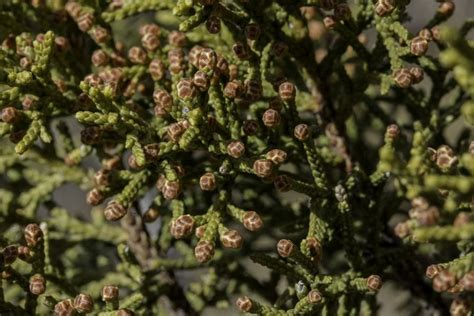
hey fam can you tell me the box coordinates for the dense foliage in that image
[0,0,473,315]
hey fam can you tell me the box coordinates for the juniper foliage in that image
[0,0,473,315]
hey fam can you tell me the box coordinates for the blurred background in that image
[49,1,474,315]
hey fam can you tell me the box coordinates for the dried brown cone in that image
[426,264,444,279]
[245,79,262,101]
[65,2,82,18]
[262,109,281,128]
[144,143,160,160]
[168,31,186,47]
[271,41,288,58]
[232,41,250,60]
[91,49,109,67]
[242,211,263,231]
[77,13,94,32]
[91,26,110,44]
[1,107,21,124]
[24,224,43,248]
[236,296,253,312]
[153,89,173,111]
[447,282,463,294]
[199,172,217,191]
[168,48,184,74]
[188,45,204,68]
[17,246,32,262]
[198,47,217,70]
[73,293,94,313]
[433,270,457,292]
[9,129,26,144]
[393,68,413,88]
[334,3,351,20]
[410,36,429,56]
[94,169,111,187]
[141,32,160,51]
[102,285,119,301]
[195,225,207,239]
[435,145,458,170]
[374,0,394,17]
[224,80,243,99]
[143,208,160,223]
[170,215,195,239]
[29,274,46,295]
[307,290,323,304]
[206,15,221,34]
[409,67,424,84]
[266,149,287,165]
[276,239,295,258]
[450,299,470,316]
[80,126,102,145]
[149,59,165,81]
[366,274,383,292]
[274,175,292,192]
[127,155,142,170]
[154,105,167,118]
[385,124,400,140]
[213,54,229,78]
[139,23,160,36]
[86,188,104,206]
[227,140,245,159]
[167,122,186,142]
[245,23,261,40]
[394,221,411,238]
[412,197,430,212]
[54,299,75,316]
[459,271,474,291]
[418,28,433,41]
[22,95,38,110]
[278,82,296,101]
[104,201,127,221]
[102,156,122,172]
[177,78,197,100]
[194,240,215,263]
[437,1,455,17]
[229,64,239,80]
[323,16,337,29]
[253,159,274,178]
[294,124,311,141]
[306,237,322,262]
[193,70,210,92]
[128,46,147,64]
[84,74,103,87]
[99,68,123,87]
[176,165,188,178]
[220,229,243,249]
[243,120,259,136]
[162,180,181,200]
[453,212,471,227]
[167,47,185,64]
[416,207,440,226]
